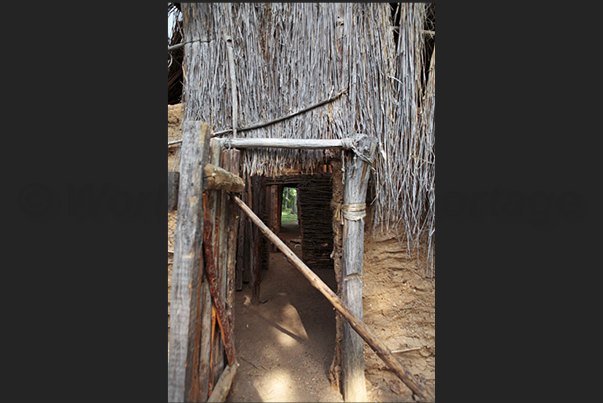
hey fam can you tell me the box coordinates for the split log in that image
[206,361,239,403]
[232,195,435,402]
[168,121,211,403]
[203,164,245,192]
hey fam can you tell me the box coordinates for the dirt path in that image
[228,223,343,402]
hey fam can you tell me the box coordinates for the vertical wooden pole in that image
[329,158,344,392]
[276,185,283,233]
[222,149,241,333]
[198,263,212,401]
[250,175,262,305]
[235,166,247,290]
[341,135,377,403]
[168,121,211,403]
[208,140,225,391]
[243,172,252,285]
[269,185,279,253]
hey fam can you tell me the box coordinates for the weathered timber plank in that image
[168,121,211,403]
[232,195,435,402]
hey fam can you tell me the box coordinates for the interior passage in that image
[228,221,342,402]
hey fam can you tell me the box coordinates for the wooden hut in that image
[168,3,435,402]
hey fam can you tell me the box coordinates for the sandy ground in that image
[227,223,343,402]
[168,213,435,402]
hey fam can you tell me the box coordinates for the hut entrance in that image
[169,133,433,402]
[229,169,339,401]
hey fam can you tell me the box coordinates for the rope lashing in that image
[342,203,366,221]
[332,202,366,224]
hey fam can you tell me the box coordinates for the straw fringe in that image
[180,3,435,275]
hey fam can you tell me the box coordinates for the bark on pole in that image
[341,134,377,402]
[168,122,211,403]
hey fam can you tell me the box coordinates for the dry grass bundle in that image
[373,4,435,276]
[179,3,435,275]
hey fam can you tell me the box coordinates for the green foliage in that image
[281,187,298,224]
[281,210,298,225]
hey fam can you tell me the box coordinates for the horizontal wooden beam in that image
[232,195,435,402]
[203,164,245,193]
[216,137,352,150]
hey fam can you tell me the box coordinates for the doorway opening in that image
[230,165,341,402]
[280,186,299,228]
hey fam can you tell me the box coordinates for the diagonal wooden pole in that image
[231,195,435,402]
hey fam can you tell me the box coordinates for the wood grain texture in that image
[341,135,378,402]
[222,149,241,336]
[168,121,211,403]
[216,137,351,150]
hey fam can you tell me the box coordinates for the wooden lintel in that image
[204,164,245,192]
[215,137,353,150]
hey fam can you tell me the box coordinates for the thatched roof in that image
[176,3,435,273]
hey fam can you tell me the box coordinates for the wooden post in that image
[250,175,262,305]
[208,140,225,390]
[221,149,241,336]
[341,134,378,403]
[269,185,278,253]
[235,165,247,290]
[168,122,211,403]
[232,195,435,402]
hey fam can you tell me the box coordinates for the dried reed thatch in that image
[178,3,435,275]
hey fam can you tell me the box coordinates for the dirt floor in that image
[228,222,343,402]
[168,212,435,403]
